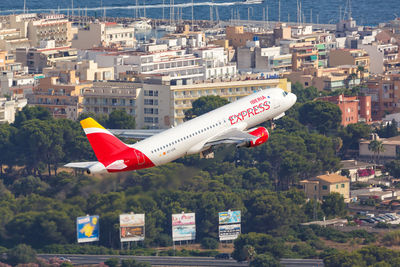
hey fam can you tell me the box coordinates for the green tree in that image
[321,193,347,218]
[16,119,65,176]
[11,176,49,196]
[385,160,400,178]
[291,83,320,103]
[368,140,385,165]
[299,101,342,134]
[0,124,16,174]
[233,233,287,261]
[184,95,229,120]
[376,120,398,138]
[105,258,120,267]
[13,106,52,128]
[340,123,372,152]
[107,109,136,129]
[250,254,282,267]
[7,244,36,265]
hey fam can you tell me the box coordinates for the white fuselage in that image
[132,88,296,166]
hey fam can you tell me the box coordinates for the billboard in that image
[120,213,145,242]
[218,210,241,224]
[77,215,99,243]
[172,213,195,226]
[172,213,196,241]
[172,225,196,241]
[219,224,241,241]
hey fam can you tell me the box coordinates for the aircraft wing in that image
[109,129,164,139]
[64,161,99,169]
[204,128,258,147]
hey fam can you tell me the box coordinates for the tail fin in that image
[80,118,128,164]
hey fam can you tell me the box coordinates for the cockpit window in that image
[283,91,288,97]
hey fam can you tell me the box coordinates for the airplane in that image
[65,88,296,174]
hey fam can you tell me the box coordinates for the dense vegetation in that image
[1,84,398,265]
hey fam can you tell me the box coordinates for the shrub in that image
[7,244,36,266]
[201,237,219,249]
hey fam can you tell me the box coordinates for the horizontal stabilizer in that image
[64,162,99,169]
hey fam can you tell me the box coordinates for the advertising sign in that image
[172,213,196,241]
[218,210,241,224]
[172,225,196,241]
[77,215,99,243]
[120,213,145,242]
[172,213,195,226]
[219,224,241,241]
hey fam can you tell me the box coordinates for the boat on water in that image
[132,20,152,31]
[242,0,263,4]
[156,25,177,32]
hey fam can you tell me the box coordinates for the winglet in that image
[80,117,105,130]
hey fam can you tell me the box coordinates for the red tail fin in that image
[80,118,128,165]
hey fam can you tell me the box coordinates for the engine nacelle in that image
[247,126,269,147]
[86,162,107,174]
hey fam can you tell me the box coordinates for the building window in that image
[144,117,154,123]
[322,185,327,190]
[336,184,339,189]
[341,184,345,188]
[314,185,317,191]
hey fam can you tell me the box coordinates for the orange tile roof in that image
[316,173,349,184]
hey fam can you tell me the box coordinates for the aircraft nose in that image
[289,92,297,106]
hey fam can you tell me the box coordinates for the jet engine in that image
[237,127,269,147]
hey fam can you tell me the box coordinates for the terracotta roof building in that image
[300,173,350,202]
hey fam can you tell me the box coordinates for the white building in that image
[0,97,27,123]
[9,13,72,47]
[72,22,135,49]
[193,46,237,80]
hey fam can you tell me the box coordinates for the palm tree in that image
[368,140,385,165]
[357,65,366,84]
[346,73,358,89]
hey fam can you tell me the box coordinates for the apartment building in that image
[363,73,400,120]
[28,70,92,120]
[285,65,366,91]
[300,174,350,202]
[16,42,78,73]
[192,46,237,80]
[72,22,135,49]
[43,60,114,81]
[359,43,399,74]
[86,45,204,83]
[329,49,370,72]
[82,81,138,117]
[237,45,292,73]
[9,13,72,47]
[0,28,30,51]
[0,97,27,123]
[291,44,319,70]
[317,94,372,126]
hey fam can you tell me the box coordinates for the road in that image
[38,254,324,266]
